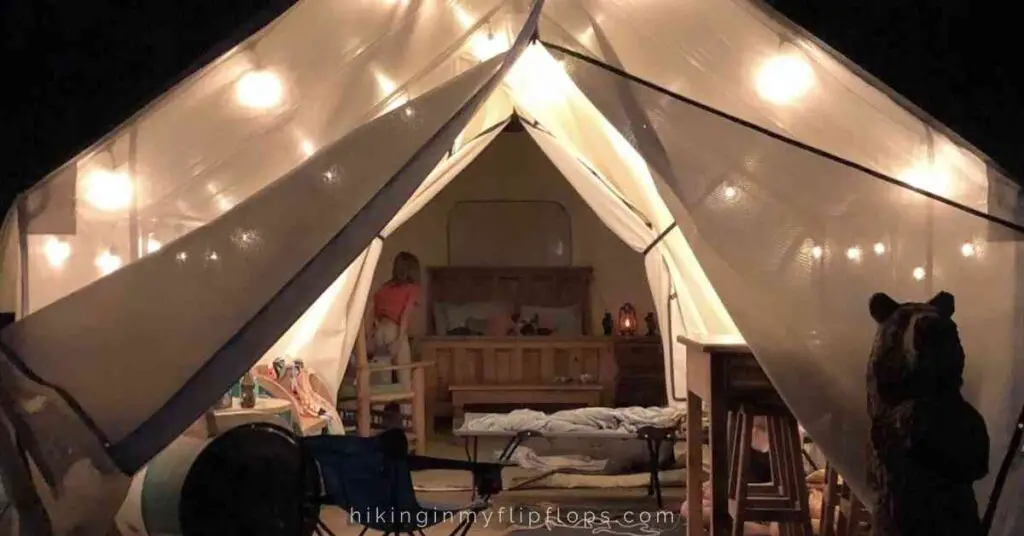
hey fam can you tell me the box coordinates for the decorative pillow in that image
[520,305,583,336]
[435,301,512,334]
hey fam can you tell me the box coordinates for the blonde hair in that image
[390,251,420,285]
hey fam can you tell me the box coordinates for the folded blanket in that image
[463,406,685,434]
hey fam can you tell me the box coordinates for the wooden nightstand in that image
[612,336,667,407]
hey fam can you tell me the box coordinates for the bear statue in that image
[866,291,990,536]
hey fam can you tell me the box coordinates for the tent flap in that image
[560,51,1024,521]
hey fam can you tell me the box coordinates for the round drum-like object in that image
[178,422,321,536]
[115,421,319,536]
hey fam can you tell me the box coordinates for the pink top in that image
[373,282,420,324]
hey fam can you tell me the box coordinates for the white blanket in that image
[463,406,684,434]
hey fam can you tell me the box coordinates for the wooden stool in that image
[820,463,871,536]
[728,403,814,536]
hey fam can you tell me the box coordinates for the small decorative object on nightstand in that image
[617,303,638,337]
[644,312,659,337]
[602,312,614,336]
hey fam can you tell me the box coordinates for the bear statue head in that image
[868,291,965,404]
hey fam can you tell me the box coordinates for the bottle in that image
[240,371,257,409]
[602,312,613,336]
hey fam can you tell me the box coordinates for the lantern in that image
[617,303,638,337]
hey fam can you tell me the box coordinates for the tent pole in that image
[128,127,141,262]
[14,195,29,317]
[981,403,1024,535]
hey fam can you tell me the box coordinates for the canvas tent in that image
[0,0,1022,534]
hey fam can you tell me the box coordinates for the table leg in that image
[708,359,730,536]
[686,392,703,536]
[645,436,664,509]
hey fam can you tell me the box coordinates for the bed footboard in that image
[419,336,617,418]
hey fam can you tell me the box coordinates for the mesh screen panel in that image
[560,50,1024,519]
[539,0,1016,223]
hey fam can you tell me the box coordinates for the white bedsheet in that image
[463,406,684,434]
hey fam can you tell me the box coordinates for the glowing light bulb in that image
[960,242,976,257]
[83,168,133,212]
[468,28,508,61]
[912,266,926,281]
[207,251,219,261]
[146,236,162,254]
[900,161,951,197]
[175,251,188,263]
[846,246,862,262]
[235,70,284,109]
[299,139,316,157]
[755,52,815,105]
[723,186,738,200]
[44,237,71,267]
[873,242,886,255]
[810,245,823,260]
[96,250,123,275]
[216,195,235,212]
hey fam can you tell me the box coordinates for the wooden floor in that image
[319,433,687,535]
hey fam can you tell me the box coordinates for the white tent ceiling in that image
[0,1,1021,535]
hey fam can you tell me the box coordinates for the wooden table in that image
[215,396,292,418]
[678,335,772,536]
[213,396,329,436]
[449,384,603,424]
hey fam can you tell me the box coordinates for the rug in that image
[503,502,684,536]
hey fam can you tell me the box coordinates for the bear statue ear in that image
[928,291,955,318]
[869,293,900,323]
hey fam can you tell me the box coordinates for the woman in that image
[367,251,421,388]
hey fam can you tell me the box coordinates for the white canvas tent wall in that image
[0,1,1022,535]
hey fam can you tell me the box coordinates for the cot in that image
[454,411,686,508]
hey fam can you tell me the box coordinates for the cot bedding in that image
[459,406,686,435]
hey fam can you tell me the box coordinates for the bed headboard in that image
[426,266,593,335]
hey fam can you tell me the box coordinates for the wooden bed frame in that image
[418,266,616,419]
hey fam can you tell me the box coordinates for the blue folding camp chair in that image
[179,422,505,536]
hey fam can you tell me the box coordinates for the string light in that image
[845,246,862,262]
[912,267,926,281]
[175,251,189,263]
[755,51,815,105]
[83,168,133,212]
[216,195,235,212]
[44,237,71,267]
[723,186,738,200]
[900,160,951,197]
[960,242,976,258]
[468,26,508,62]
[235,70,284,110]
[96,250,123,275]
[873,242,886,255]
[146,235,162,254]
[299,139,316,157]
[810,245,823,260]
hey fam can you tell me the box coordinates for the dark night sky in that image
[1,1,1021,212]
